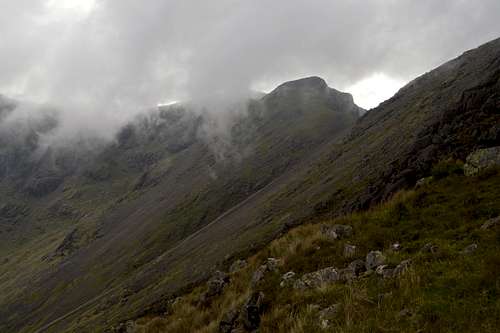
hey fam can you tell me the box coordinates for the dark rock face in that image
[319,37,500,212]
[240,292,265,331]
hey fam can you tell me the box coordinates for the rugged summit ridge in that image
[272,76,329,92]
[265,76,363,116]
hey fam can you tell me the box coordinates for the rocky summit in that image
[0,37,499,333]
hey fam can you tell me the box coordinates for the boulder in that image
[318,304,341,328]
[332,224,353,239]
[391,242,402,251]
[251,265,268,287]
[200,271,229,305]
[265,257,282,272]
[348,259,366,276]
[343,244,356,258]
[464,147,500,176]
[375,265,395,279]
[321,224,353,241]
[338,267,357,282]
[293,279,307,290]
[251,258,282,287]
[280,271,297,288]
[321,225,339,241]
[240,292,265,331]
[365,251,386,270]
[481,217,500,230]
[294,267,339,289]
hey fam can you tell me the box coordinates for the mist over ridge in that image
[1,0,499,142]
[0,2,499,331]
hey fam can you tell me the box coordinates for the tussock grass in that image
[133,165,500,332]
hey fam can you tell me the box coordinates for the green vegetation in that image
[132,165,500,332]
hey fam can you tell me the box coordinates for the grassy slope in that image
[133,163,500,333]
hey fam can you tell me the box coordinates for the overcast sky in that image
[1,0,499,135]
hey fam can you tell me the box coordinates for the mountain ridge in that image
[1,37,499,332]
[0,75,361,332]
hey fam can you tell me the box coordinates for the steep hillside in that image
[130,162,500,333]
[85,38,500,332]
[0,78,361,332]
[0,36,499,332]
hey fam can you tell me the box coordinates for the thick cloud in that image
[1,0,499,136]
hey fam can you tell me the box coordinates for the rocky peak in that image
[275,76,328,91]
[266,76,330,99]
[263,76,363,116]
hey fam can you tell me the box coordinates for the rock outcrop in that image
[251,258,282,287]
[365,251,386,270]
[464,147,500,176]
[279,271,297,288]
[294,267,340,290]
[343,244,356,258]
[200,271,230,305]
[321,224,353,241]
